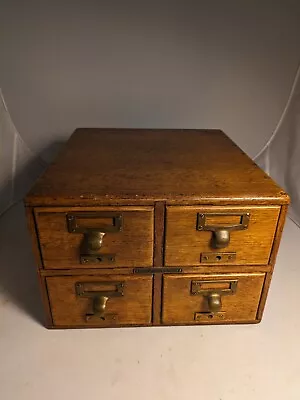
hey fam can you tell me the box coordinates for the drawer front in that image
[165,206,280,266]
[35,207,154,268]
[162,273,265,324]
[46,275,153,327]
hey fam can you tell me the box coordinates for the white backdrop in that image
[0,91,45,215]
[0,1,299,224]
[1,69,300,226]
[255,66,300,227]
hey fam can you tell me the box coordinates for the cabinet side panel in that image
[257,205,289,320]
[25,206,53,326]
[25,205,43,268]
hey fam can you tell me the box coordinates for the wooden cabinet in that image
[25,128,289,328]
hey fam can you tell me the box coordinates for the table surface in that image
[0,203,299,400]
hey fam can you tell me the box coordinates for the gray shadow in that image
[0,141,65,324]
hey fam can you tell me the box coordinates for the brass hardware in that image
[75,281,124,321]
[196,212,250,248]
[80,254,115,265]
[86,295,109,320]
[194,311,226,321]
[207,293,222,312]
[191,279,237,313]
[67,212,122,263]
[200,252,236,263]
[67,212,122,233]
[86,231,105,251]
[133,267,183,274]
[191,280,237,296]
[76,281,124,297]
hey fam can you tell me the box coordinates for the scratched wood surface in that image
[25,128,289,206]
[35,206,154,269]
[47,275,153,327]
[162,273,265,324]
[165,205,280,266]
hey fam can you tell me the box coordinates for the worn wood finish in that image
[24,128,290,329]
[256,205,289,320]
[152,202,165,324]
[25,207,43,268]
[152,274,163,325]
[25,129,289,207]
[165,205,280,266]
[269,205,289,266]
[162,273,265,324]
[46,275,153,327]
[35,206,154,269]
[39,264,272,277]
[25,208,53,326]
[38,275,53,327]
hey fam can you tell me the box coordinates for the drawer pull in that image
[67,212,122,264]
[75,281,124,321]
[207,293,222,313]
[191,279,237,313]
[196,212,250,248]
[87,295,109,320]
[84,231,105,252]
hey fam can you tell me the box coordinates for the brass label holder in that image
[196,212,250,248]
[133,267,183,274]
[191,279,238,314]
[67,212,123,233]
[67,212,122,265]
[76,281,124,322]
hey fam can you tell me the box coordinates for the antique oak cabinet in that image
[25,129,289,329]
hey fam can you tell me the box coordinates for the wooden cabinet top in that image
[25,128,289,206]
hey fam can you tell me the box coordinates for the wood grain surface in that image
[162,272,265,324]
[46,275,153,327]
[25,128,289,206]
[152,202,165,324]
[35,206,154,268]
[165,205,280,266]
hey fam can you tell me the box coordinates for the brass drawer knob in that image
[75,281,124,321]
[213,229,230,249]
[207,293,222,313]
[92,295,109,319]
[191,279,238,314]
[67,212,123,264]
[85,231,105,252]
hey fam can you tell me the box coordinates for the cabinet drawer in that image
[46,274,153,327]
[165,206,280,266]
[35,207,154,268]
[162,272,265,324]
